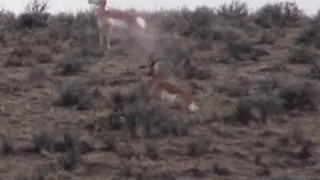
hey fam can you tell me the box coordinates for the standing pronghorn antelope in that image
[146,55,199,113]
[88,0,147,49]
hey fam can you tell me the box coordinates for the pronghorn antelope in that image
[88,0,147,49]
[146,55,199,113]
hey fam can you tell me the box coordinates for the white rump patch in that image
[136,17,146,29]
[161,90,177,102]
[108,18,129,29]
[188,102,199,112]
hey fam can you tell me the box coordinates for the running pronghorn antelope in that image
[146,55,199,113]
[88,0,147,49]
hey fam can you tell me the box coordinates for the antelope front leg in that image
[106,26,114,50]
[98,29,104,46]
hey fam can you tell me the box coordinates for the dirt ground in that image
[1,3,320,180]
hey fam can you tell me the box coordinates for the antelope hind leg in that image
[105,26,114,50]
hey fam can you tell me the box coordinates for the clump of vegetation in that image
[34,47,52,63]
[216,0,249,19]
[278,82,319,111]
[14,163,75,180]
[53,78,92,109]
[268,172,305,180]
[253,1,303,28]
[144,142,160,160]
[220,26,253,61]
[28,64,51,88]
[4,45,33,67]
[233,81,319,124]
[0,136,14,156]
[287,45,316,64]
[16,11,50,29]
[99,88,189,139]
[16,0,51,29]
[186,139,210,157]
[55,50,87,76]
[258,30,276,45]
[56,149,82,171]
[212,162,232,176]
[296,10,320,49]
[26,129,94,155]
[234,93,283,125]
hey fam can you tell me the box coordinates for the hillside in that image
[0,0,320,179]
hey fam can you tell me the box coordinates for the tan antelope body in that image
[147,58,199,113]
[88,0,146,49]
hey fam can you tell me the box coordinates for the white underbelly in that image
[108,18,129,29]
[161,90,177,102]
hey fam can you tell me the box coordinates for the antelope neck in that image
[97,0,106,14]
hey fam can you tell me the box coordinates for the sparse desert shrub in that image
[267,173,304,180]
[226,37,252,60]
[53,78,90,107]
[100,136,117,152]
[101,88,189,138]
[35,50,52,63]
[13,165,74,180]
[172,56,211,80]
[16,12,50,29]
[150,9,187,34]
[4,45,33,67]
[187,68,212,80]
[152,6,218,42]
[56,149,82,171]
[215,80,249,97]
[186,139,209,157]
[73,9,96,30]
[16,0,51,28]
[0,136,14,156]
[216,0,249,19]
[257,77,279,94]
[28,65,50,87]
[44,171,74,180]
[187,6,217,40]
[221,27,253,61]
[76,133,94,154]
[122,101,184,138]
[258,30,276,45]
[309,59,320,79]
[212,162,231,176]
[144,142,160,160]
[4,57,26,67]
[253,2,303,28]
[278,82,319,111]
[47,12,75,40]
[234,93,283,124]
[25,0,50,13]
[287,45,316,64]
[29,130,93,154]
[152,33,192,64]
[14,166,51,180]
[234,82,319,124]
[30,131,55,153]
[0,10,16,29]
[16,0,51,29]
[296,10,320,49]
[55,51,86,76]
